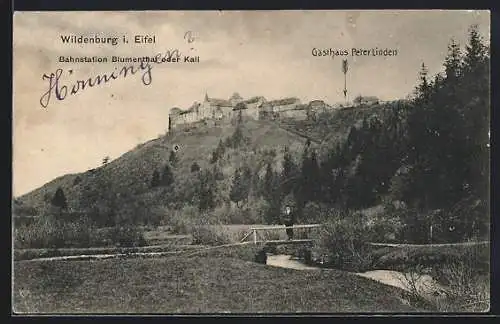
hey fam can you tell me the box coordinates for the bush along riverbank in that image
[289,216,491,313]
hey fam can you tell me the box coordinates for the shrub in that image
[12,202,38,217]
[226,205,259,225]
[109,226,147,247]
[14,214,148,249]
[14,216,60,249]
[313,211,375,271]
[261,200,282,225]
[58,218,94,248]
[14,215,95,249]
[166,205,198,234]
[191,224,232,246]
[366,216,404,243]
[248,198,269,224]
[210,204,232,224]
[401,245,490,312]
[302,201,334,223]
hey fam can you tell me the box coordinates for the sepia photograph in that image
[12,10,490,314]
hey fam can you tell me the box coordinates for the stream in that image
[266,254,448,297]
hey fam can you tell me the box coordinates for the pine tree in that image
[197,169,216,211]
[262,162,275,201]
[464,24,487,74]
[168,150,178,167]
[309,150,321,200]
[210,150,218,164]
[230,168,245,207]
[298,148,311,203]
[260,161,282,223]
[416,62,431,103]
[346,126,361,155]
[242,164,253,198]
[151,169,161,187]
[444,39,462,82]
[230,166,251,207]
[251,169,261,198]
[51,187,68,210]
[217,139,226,156]
[191,162,201,173]
[212,164,224,181]
[461,24,490,202]
[281,146,297,195]
[160,164,174,187]
[210,140,226,164]
[231,125,244,148]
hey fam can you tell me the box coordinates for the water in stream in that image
[266,254,320,271]
[266,254,447,297]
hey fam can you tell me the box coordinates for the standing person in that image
[284,206,294,240]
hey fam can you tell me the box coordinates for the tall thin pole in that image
[342,59,348,105]
[344,73,347,105]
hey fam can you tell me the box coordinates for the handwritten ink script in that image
[39,49,183,109]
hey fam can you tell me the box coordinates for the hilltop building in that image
[168,93,330,131]
[307,100,330,120]
[353,95,380,106]
[259,97,302,120]
[233,96,267,120]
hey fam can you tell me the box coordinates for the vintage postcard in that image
[12,10,490,314]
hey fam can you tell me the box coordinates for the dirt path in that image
[15,242,255,262]
[15,250,191,262]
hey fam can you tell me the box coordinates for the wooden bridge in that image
[239,224,324,245]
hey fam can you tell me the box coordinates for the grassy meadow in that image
[13,251,421,314]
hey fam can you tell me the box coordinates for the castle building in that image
[259,97,302,120]
[309,100,329,114]
[169,93,323,131]
[200,93,234,120]
[307,100,330,120]
[233,96,266,120]
[279,103,308,120]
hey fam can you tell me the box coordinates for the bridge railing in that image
[240,224,324,244]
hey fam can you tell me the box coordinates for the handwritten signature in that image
[39,49,183,109]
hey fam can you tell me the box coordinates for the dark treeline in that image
[255,25,489,242]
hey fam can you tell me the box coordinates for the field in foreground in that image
[13,255,422,314]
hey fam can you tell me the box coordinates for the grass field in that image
[12,222,489,313]
[13,254,422,314]
[369,242,490,271]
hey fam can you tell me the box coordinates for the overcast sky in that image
[12,10,490,196]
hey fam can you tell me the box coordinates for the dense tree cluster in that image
[234,25,489,241]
